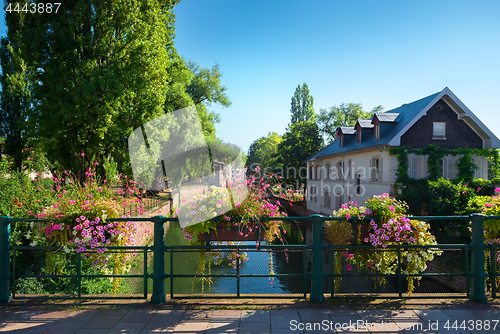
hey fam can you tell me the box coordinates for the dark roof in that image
[357,119,374,128]
[375,112,400,122]
[305,91,441,162]
[339,126,356,134]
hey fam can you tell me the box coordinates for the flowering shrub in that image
[325,194,441,295]
[183,169,288,243]
[472,188,500,291]
[25,158,143,294]
[181,168,289,290]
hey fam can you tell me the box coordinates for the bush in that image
[397,178,494,242]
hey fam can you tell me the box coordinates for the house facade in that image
[305,87,500,215]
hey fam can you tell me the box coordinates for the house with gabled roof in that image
[305,87,500,215]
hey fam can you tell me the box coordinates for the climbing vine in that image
[389,144,500,186]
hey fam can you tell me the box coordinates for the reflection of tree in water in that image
[272,222,309,294]
[272,248,308,294]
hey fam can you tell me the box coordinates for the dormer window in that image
[433,122,446,140]
[374,124,380,139]
[339,134,344,147]
[357,129,362,143]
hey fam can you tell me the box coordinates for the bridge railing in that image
[0,214,499,303]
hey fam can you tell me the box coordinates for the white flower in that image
[30,241,37,247]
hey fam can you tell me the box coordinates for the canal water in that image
[138,219,460,296]
[141,220,307,296]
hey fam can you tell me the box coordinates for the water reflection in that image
[144,221,307,295]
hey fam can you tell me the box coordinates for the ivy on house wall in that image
[389,144,500,186]
[389,145,500,243]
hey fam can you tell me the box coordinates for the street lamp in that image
[0,129,5,162]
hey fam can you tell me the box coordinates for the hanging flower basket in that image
[325,194,442,296]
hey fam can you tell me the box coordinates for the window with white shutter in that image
[474,157,483,179]
[324,190,330,208]
[370,158,381,182]
[355,174,362,195]
[446,157,458,180]
[409,156,418,179]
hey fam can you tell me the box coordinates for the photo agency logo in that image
[128,106,248,228]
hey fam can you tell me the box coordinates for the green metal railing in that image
[121,196,172,216]
[1,213,500,304]
[329,244,469,299]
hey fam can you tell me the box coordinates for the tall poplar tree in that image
[12,0,189,174]
[0,7,33,171]
[290,83,315,124]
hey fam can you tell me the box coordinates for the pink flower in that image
[346,264,352,271]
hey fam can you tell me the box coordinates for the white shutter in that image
[379,158,383,183]
[369,159,373,181]
[412,157,419,179]
[447,158,454,180]
[475,158,483,179]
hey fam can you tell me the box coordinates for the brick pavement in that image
[1,306,500,333]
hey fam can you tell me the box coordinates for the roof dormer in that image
[371,112,400,140]
[336,127,356,147]
[354,120,373,143]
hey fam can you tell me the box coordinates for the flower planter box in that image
[197,224,265,242]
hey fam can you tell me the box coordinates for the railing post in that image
[0,216,12,303]
[151,215,166,304]
[470,213,488,303]
[310,214,325,303]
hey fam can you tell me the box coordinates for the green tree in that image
[246,132,282,172]
[0,6,34,171]
[317,103,383,144]
[290,83,315,124]
[276,121,323,187]
[16,0,188,176]
[186,61,231,141]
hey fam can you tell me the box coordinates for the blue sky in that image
[1,1,499,154]
[173,0,500,153]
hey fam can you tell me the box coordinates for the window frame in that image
[433,122,446,140]
[370,157,380,182]
[336,161,343,180]
[323,190,330,208]
[355,173,362,195]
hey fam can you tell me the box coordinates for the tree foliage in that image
[0,6,34,171]
[246,132,282,171]
[10,0,184,174]
[290,83,315,124]
[0,1,230,178]
[317,103,383,144]
[185,61,231,141]
[276,121,323,187]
